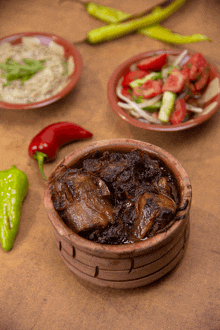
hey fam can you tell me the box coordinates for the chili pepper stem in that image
[34,151,48,181]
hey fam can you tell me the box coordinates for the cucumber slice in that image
[143,100,162,112]
[158,91,176,123]
[129,72,162,88]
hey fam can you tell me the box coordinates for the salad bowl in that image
[0,32,83,110]
[107,49,220,132]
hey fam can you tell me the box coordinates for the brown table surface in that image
[1,0,220,329]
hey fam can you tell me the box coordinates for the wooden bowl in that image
[44,139,192,289]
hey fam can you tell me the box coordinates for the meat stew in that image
[49,149,180,245]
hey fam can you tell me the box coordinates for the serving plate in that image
[107,49,220,132]
[0,32,83,110]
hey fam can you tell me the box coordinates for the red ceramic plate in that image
[107,49,220,132]
[0,32,83,110]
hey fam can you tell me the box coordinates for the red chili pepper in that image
[162,68,185,93]
[28,122,93,180]
[121,70,147,86]
[137,53,167,71]
[170,98,186,125]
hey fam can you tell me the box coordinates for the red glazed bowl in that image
[0,32,83,110]
[107,49,220,132]
[44,139,192,289]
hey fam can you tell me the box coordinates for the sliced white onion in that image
[161,67,169,81]
[180,54,191,67]
[116,82,161,124]
[162,50,189,83]
[118,94,162,110]
[177,89,189,99]
[186,104,203,113]
[172,49,188,68]
[129,63,138,71]
[118,102,132,109]
[138,94,162,107]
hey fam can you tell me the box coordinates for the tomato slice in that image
[133,86,143,98]
[133,80,162,99]
[142,80,162,98]
[194,67,210,92]
[181,67,190,80]
[183,52,209,82]
[188,64,198,81]
[188,52,208,69]
[170,98,187,125]
[188,82,197,94]
[162,69,185,93]
[137,53,167,71]
[121,86,132,99]
[181,53,210,93]
[121,70,147,86]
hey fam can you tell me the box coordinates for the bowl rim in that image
[44,139,192,257]
[107,49,220,132]
[0,31,83,110]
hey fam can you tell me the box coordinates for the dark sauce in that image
[50,148,180,245]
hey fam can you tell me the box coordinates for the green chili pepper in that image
[85,1,211,44]
[86,0,186,44]
[85,2,131,24]
[139,24,211,44]
[0,165,29,251]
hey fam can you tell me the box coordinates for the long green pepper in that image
[139,24,211,44]
[84,2,131,24]
[86,0,186,44]
[85,1,210,44]
[0,165,29,251]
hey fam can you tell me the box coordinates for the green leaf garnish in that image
[132,95,144,103]
[62,60,68,76]
[0,57,46,85]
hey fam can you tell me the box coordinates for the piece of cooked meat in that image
[130,191,177,240]
[51,170,114,233]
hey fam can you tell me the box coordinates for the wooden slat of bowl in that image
[134,218,189,268]
[58,249,97,277]
[52,216,189,272]
[53,229,132,270]
[96,231,185,281]
[55,221,189,289]
[61,246,186,289]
